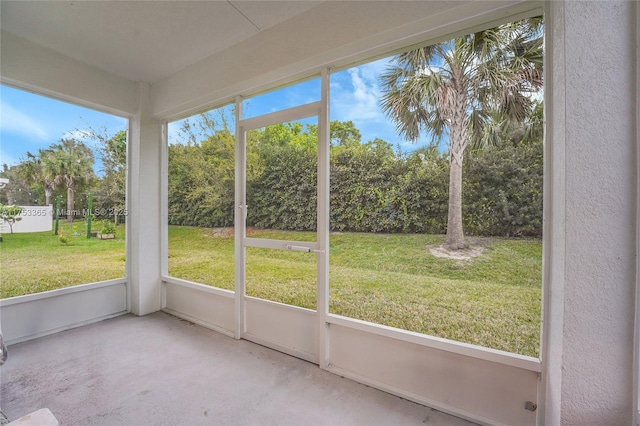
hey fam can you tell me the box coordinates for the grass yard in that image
[168,226,541,357]
[1,224,541,357]
[329,233,541,357]
[0,222,126,298]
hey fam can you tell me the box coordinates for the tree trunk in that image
[444,79,468,250]
[445,155,465,250]
[45,180,55,206]
[67,184,74,224]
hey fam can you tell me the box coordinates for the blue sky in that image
[169,58,432,151]
[0,85,128,169]
[1,58,433,172]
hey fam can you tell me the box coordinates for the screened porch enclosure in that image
[1,1,638,426]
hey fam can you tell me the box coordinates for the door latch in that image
[285,244,324,253]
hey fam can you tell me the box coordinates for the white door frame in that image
[233,70,330,366]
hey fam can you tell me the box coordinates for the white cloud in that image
[349,68,382,119]
[331,65,386,123]
[328,58,435,151]
[358,57,391,82]
[0,100,48,141]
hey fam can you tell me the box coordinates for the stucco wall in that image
[550,1,637,424]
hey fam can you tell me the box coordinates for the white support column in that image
[128,81,163,316]
[160,120,169,310]
[543,2,637,425]
[540,3,566,424]
[234,96,246,339]
[317,68,330,370]
[634,2,640,424]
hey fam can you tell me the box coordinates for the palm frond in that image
[380,16,543,151]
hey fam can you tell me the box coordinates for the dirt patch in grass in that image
[208,227,234,238]
[428,237,493,261]
[429,245,486,260]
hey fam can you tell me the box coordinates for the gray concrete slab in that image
[1,312,477,426]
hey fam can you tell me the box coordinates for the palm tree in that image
[20,149,58,205]
[380,19,542,250]
[49,139,95,223]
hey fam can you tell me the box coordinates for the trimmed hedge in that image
[168,127,542,237]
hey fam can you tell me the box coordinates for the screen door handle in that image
[285,244,324,253]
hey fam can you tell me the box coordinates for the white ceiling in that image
[0,1,323,83]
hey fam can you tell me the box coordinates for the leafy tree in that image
[168,110,236,227]
[176,107,235,146]
[380,18,542,249]
[169,143,212,226]
[463,100,543,237]
[0,164,33,205]
[91,130,127,223]
[19,149,58,205]
[0,204,23,234]
[48,139,95,223]
[330,120,361,147]
[248,122,318,152]
[164,114,542,237]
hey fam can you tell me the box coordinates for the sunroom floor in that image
[0,311,476,425]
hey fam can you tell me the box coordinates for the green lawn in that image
[1,224,541,357]
[169,227,541,357]
[0,222,126,297]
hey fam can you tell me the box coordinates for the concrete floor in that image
[1,312,477,425]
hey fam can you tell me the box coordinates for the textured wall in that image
[560,1,636,424]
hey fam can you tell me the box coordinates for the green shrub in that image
[463,138,543,237]
[58,228,70,245]
[166,121,542,237]
[101,219,117,235]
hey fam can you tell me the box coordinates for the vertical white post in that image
[160,120,169,309]
[125,125,132,314]
[234,96,246,339]
[317,68,330,369]
[634,3,640,425]
[128,81,162,316]
[539,3,563,424]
